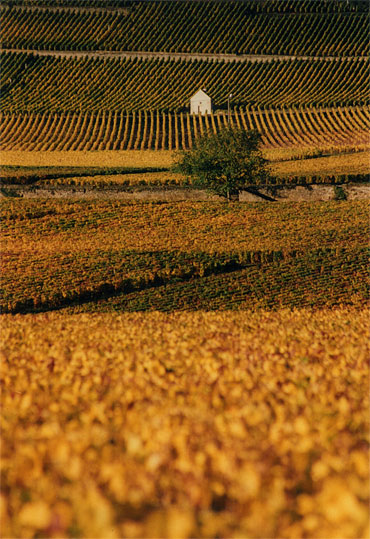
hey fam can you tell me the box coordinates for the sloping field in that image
[1,107,369,151]
[60,248,368,313]
[2,199,368,313]
[2,53,369,112]
[1,2,369,537]
[1,0,368,55]
[2,198,369,537]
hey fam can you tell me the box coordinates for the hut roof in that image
[190,89,211,101]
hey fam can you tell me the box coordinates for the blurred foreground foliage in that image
[1,309,369,538]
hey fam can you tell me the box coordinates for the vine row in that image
[1,3,369,56]
[2,52,369,113]
[1,107,368,150]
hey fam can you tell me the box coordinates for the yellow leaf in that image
[19,501,51,529]
[165,507,195,539]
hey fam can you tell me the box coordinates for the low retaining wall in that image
[1,183,369,201]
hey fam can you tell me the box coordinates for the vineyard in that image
[2,53,370,113]
[1,196,369,537]
[56,247,368,313]
[2,199,368,313]
[1,106,369,151]
[1,2,369,56]
[1,1,369,537]
[2,308,369,538]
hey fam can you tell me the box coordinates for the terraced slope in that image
[1,1,369,56]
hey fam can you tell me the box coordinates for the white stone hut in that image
[190,89,212,115]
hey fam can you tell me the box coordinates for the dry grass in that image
[0,150,174,168]
[273,151,370,177]
[1,147,369,182]
[263,144,370,162]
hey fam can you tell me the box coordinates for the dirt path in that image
[3,48,367,63]
[1,4,365,16]
[1,4,129,13]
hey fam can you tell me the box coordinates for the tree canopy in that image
[174,127,270,200]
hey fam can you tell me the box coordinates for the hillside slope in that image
[1,1,369,56]
[2,52,369,112]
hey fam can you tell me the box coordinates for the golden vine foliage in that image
[1,107,369,151]
[2,53,369,113]
[1,309,369,538]
[3,200,368,257]
[2,200,368,313]
[2,2,368,56]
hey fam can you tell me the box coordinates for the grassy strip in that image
[0,165,169,184]
[269,146,370,162]
[2,146,369,169]
[273,151,370,177]
[0,150,175,168]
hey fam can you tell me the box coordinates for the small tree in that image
[174,127,270,200]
